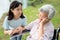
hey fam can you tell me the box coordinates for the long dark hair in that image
[8,1,25,20]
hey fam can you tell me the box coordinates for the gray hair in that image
[39,4,55,19]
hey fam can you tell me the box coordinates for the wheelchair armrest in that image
[22,29,30,33]
[52,28,60,40]
[52,29,57,40]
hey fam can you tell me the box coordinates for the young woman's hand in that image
[8,30,13,35]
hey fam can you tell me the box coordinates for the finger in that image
[43,17,48,21]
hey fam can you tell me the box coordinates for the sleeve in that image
[25,21,35,30]
[39,26,54,40]
[3,16,10,30]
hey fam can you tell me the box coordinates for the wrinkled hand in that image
[40,17,49,25]
[11,27,23,35]
[11,29,19,36]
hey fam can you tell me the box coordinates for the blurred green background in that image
[0,0,60,40]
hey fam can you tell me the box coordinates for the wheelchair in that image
[52,27,60,40]
[23,27,60,40]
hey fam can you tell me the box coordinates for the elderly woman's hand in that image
[40,17,49,26]
[11,27,23,36]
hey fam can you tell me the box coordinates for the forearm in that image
[38,24,44,40]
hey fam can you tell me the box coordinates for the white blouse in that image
[25,19,54,40]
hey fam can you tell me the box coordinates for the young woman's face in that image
[39,12,48,21]
[11,4,22,16]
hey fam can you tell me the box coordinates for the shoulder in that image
[30,19,39,24]
[4,16,8,21]
[45,21,54,30]
[48,22,54,27]
[21,15,27,20]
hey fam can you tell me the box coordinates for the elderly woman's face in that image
[39,12,48,21]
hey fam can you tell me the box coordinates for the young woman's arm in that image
[4,29,13,35]
[3,16,13,35]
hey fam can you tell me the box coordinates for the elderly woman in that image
[12,4,55,40]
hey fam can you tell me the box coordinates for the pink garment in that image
[25,19,54,40]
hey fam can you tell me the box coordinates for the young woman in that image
[3,1,27,40]
[12,4,55,40]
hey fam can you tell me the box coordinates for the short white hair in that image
[39,4,55,19]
